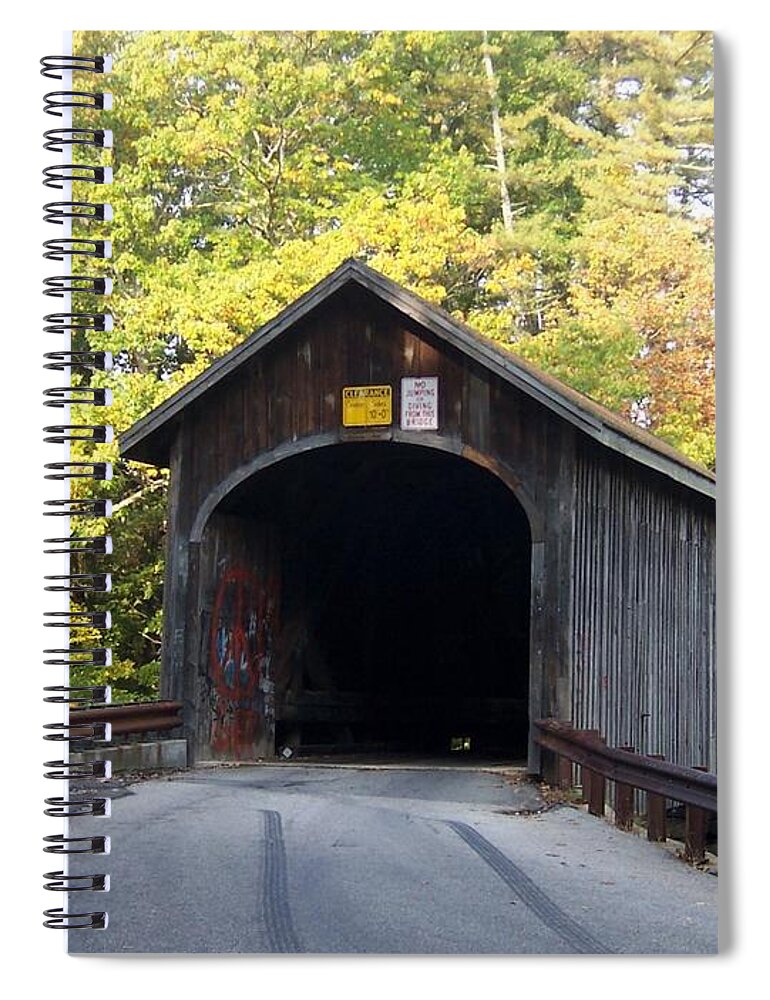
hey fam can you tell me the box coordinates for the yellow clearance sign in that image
[341,385,392,427]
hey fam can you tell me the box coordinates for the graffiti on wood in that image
[209,566,278,757]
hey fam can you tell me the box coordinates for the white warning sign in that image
[400,376,439,431]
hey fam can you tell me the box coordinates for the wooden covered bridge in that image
[121,259,716,774]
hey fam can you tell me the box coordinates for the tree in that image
[68,29,714,699]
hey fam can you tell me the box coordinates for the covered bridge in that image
[121,259,717,774]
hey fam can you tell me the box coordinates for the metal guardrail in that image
[70,700,183,737]
[534,719,717,863]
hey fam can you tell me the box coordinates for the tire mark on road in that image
[261,810,302,953]
[446,820,611,954]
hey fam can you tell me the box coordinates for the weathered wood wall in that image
[571,441,717,770]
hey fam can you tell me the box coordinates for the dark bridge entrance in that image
[217,442,532,758]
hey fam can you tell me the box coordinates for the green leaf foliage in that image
[69,30,714,700]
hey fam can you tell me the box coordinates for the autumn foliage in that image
[69,30,714,698]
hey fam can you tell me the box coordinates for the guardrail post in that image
[580,729,605,816]
[585,768,605,817]
[684,806,707,863]
[684,765,709,864]
[557,753,573,790]
[646,753,667,842]
[614,745,635,831]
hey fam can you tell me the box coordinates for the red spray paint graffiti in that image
[209,567,278,758]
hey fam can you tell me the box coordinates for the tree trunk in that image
[482,31,514,233]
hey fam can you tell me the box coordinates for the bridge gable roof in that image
[120,257,715,499]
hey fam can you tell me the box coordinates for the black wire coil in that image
[43,498,112,517]
[43,909,108,930]
[43,573,112,593]
[43,386,111,407]
[43,311,112,335]
[43,51,111,931]
[43,836,109,855]
[43,91,112,117]
[43,276,112,297]
[43,648,111,667]
[43,163,113,189]
[43,424,114,444]
[43,350,113,370]
[44,201,112,224]
[44,539,112,557]
[43,128,113,151]
[44,799,109,818]
[43,237,111,260]
[43,684,111,704]
[44,759,110,780]
[44,871,109,891]
[43,461,112,480]
[43,721,111,746]
[41,55,112,79]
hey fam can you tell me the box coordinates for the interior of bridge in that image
[220,442,532,759]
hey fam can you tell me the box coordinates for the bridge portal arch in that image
[185,436,541,764]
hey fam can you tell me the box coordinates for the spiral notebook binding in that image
[43,425,114,444]
[43,835,109,855]
[44,461,112,481]
[44,682,110,701]
[43,386,112,407]
[43,910,108,931]
[43,49,112,931]
[43,91,113,117]
[43,498,112,517]
[43,311,113,335]
[44,871,110,891]
[45,759,111,780]
[44,800,110,818]
[44,540,113,557]
[41,54,113,79]
[43,351,113,370]
[44,647,112,667]
[43,276,113,297]
[44,721,111,745]
[43,128,113,151]
[44,608,112,624]
[43,237,112,260]
[44,202,113,224]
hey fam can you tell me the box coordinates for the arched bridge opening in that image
[200,441,532,761]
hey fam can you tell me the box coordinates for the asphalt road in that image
[66,763,718,954]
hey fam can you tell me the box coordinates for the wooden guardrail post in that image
[684,765,709,863]
[579,729,605,816]
[684,805,707,863]
[583,766,605,817]
[646,753,667,842]
[614,745,635,831]
[557,753,573,790]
